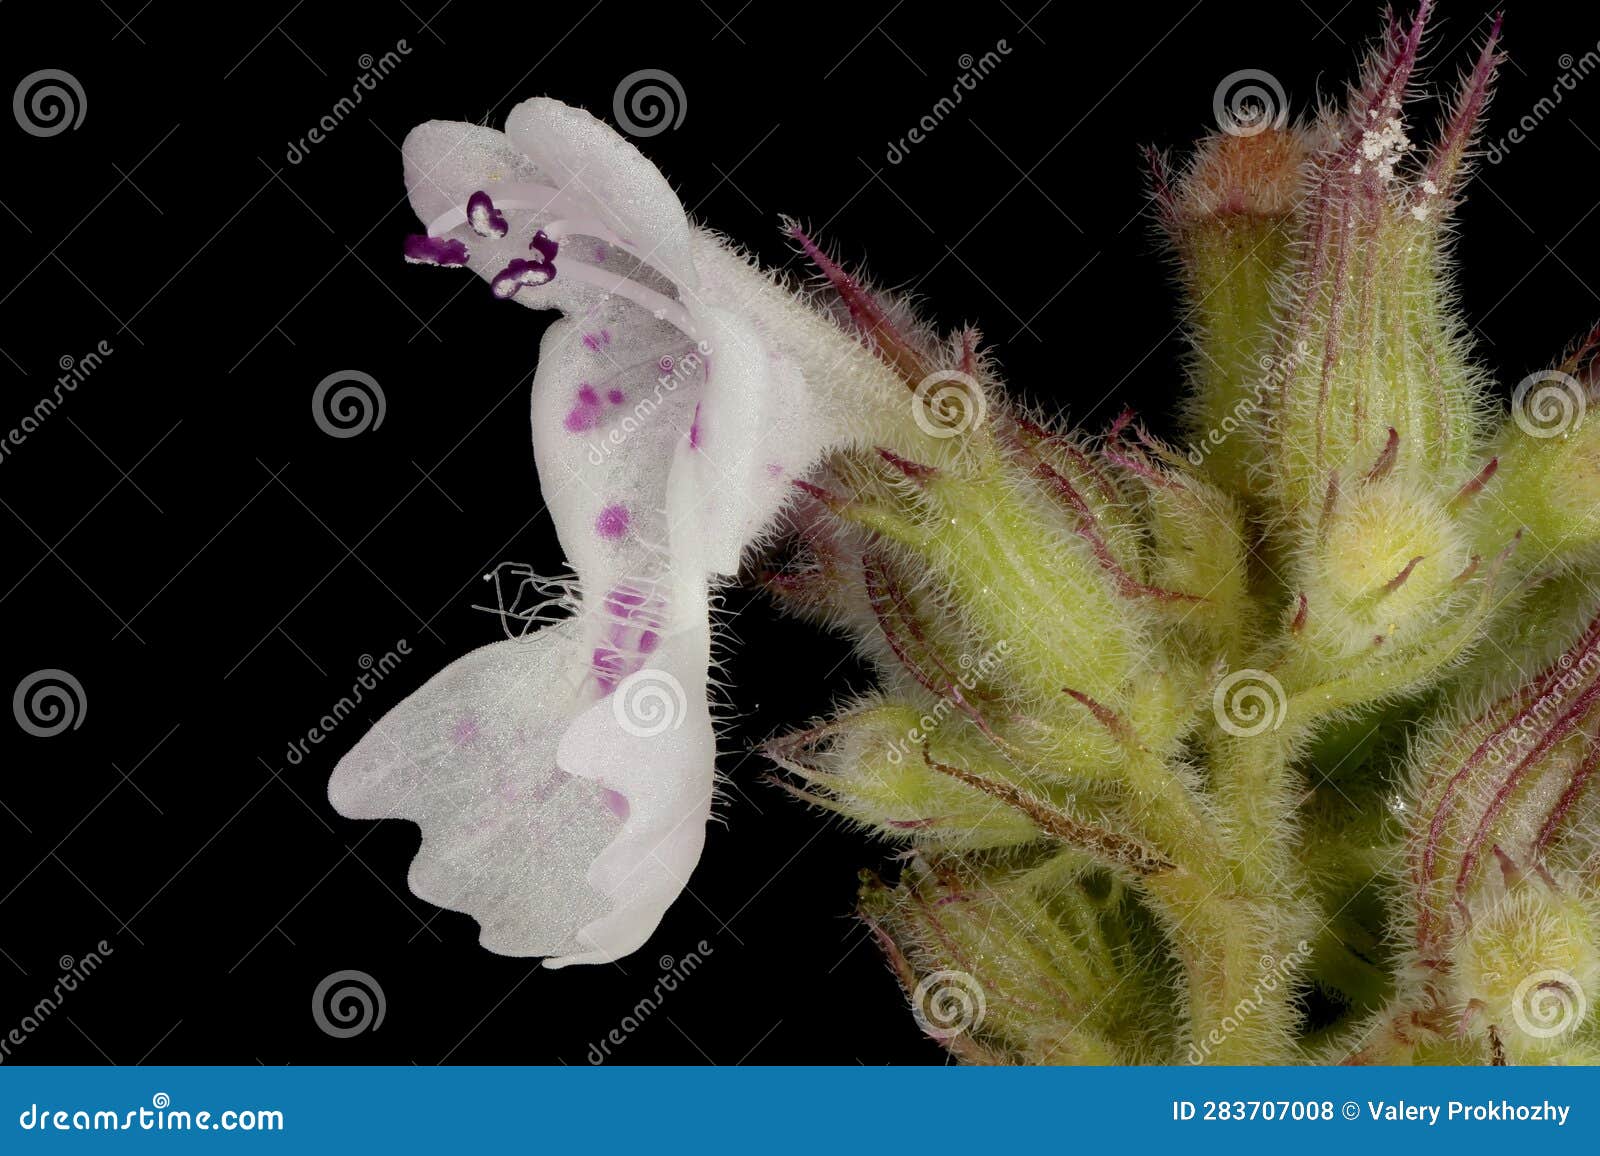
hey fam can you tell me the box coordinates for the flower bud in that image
[1467,354,1600,568]
[1157,126,1310,497]
[1397,607,1600,1059]
[1119,435,1252,660]
[860,855,1146,1063]
[1264,11,1500,515]
[1453,874,1599,1062]
[818,441,1144,710]
[764,702,1042,851]
[1406,615,1600,932]
[1295,471,1473,662]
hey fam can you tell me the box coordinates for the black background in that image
[2,0,1597,1065]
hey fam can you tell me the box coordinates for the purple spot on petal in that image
[689,402,703,449]
[604,586,650,620]
[565,384,604,432]
[403,234,469,267]
[638,630,660,654]
[766,463,785,477]
[451,716,480,745]
[593,242,609,262]
[607,388,625,406]
[595,504,630,539]
[602,788,630,821]
[467,191,509,238]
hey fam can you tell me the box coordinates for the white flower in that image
[329,99,912,967]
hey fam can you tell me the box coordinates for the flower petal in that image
[328,624,621,957]
[504,98,697,290]
[401,100,696,318]
[352,98,931,968]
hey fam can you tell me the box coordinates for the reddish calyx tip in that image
[1063,687,1133,740]
[1367,428,1400,481]
[791,478,845,509]
[1491,844,1524,887]
[1420,12,1505,199]
[1319,472,1343,534]
[1381,555,1426,595]
[875,447,938,481]
[788,223,928,382]
[1452,458,1499,508]
[958,328,981,377]
[1107,406,1138,440]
